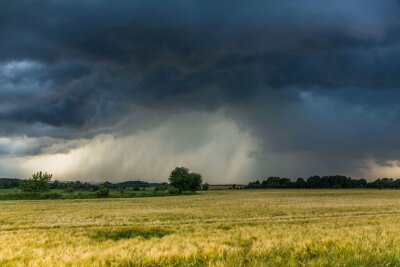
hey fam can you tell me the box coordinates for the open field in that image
[1,190,400,266]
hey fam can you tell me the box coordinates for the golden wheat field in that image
[1,189,400,266]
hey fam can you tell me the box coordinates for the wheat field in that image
[1,190,400,266]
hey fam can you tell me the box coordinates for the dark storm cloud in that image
[2,0,400,177]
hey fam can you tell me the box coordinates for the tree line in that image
[247,175,400,189]
[0,178,20,189]
[0,177,168,191]
[0,167,206,197]
[5,171,400,194]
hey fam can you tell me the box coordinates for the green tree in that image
[168,167,203,193]
[295,178,306,188]
[20,171,52,192]
[168,167,190,193]
[189,172,202,191]
[96,183,110,198]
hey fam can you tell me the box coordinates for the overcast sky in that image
[1,0,400,183]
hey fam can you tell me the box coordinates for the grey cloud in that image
[2,0,400,180]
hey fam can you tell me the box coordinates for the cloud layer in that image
[1,1,400,181]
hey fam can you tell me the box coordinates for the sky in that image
[1,0,400,183]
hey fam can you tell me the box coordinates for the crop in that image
[1,189,400,266]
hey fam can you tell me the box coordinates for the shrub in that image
[96,184,110,198]
[64,186,75,193]
[0,192,61,200]
[168,187,180,195]
[202,182,210,191]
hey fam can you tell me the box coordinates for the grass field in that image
[1,190,400,266]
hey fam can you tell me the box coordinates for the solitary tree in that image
[20,171,52,192]
[168,167,203,193]
[169,167,190,193]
